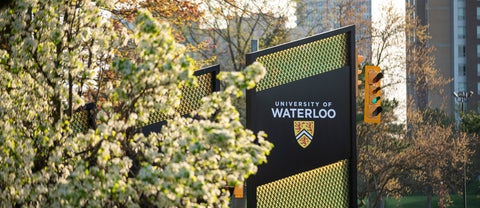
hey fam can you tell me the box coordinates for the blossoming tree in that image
[0,0,272,207]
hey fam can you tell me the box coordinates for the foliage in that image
[356,2,464,207]
[0,0,272,207]
[385,194,480,208]
[420,108,455,128]
[460,111,480,136]
[357,100,406,207]
[113,0,203,29]
[110,0,297,72]
[180,0,297,71]
[358,108,472,208]
[403,4,451,110]
[368,2,450,112]
[405,111,472,207]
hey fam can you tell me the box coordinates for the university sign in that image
[246,26,357,207]
[271,101,337,119]
[271,100,338,149]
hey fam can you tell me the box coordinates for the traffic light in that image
[364,65,383,123]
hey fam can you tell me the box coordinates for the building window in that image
[478,45,480,57]
[459,63,466,76]
[477,64,480,76]
[459,45,466,57]
[477,7,480,20]
[459,82,467,91]
[478,82,480,95]
[478,26,480,39]
[459,8,466,20]
[459,26,466,39]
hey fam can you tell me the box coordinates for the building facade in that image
[464,0,480,113]
[410,0,480,117]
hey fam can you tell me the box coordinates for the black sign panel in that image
[249,66,351,182]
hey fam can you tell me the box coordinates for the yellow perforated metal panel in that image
[145,72,213,126]
[255,33,348,92]
[71,110,90,134]
[257,160,350,207]
[179,73,213,115]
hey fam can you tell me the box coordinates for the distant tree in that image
[422,108,455,128]
[356,3,463,208]
[181,0,297,71]
[358,108,472,208]
[460,111,480,200]
[461,111,480,135]
[405,110,472,208]
[113,0,203,33]
[357,100,406,208]
[0,0,272,207]
[110,0,298,72]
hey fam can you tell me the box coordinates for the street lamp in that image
[453,90,474,208]
[453,91,474,112]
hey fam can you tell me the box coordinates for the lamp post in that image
[453,90,474,208]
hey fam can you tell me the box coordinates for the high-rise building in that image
[464,0,480,113]
[409,0,480,117]
[297,0,480,120]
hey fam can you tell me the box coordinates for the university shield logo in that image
[294,121,315,148]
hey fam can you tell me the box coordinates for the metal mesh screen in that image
[255,33,348,92]
[145,72,213,126]
[256,160,350,208]
[71,110,91,134]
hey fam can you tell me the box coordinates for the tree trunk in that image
[369,190,385,208]
[426,184,433,208]
[368,191,376,208]
[378,197,385,208]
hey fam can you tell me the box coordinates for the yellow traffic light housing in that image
[364,65,383,123]
[356,50,365,96]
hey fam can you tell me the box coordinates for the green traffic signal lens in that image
[371,96,380,104]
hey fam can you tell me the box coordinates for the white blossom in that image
[0,1,271,207]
